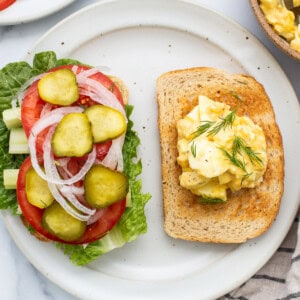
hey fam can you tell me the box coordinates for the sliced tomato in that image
[21,64,124,157]
[17,157,126,244]
[0,0,15,11]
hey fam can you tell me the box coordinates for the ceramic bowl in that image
[250,0,300,61]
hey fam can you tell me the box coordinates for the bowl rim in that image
[249,0,300,61]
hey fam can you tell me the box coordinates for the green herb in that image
[192,110,236,139]
[27,223,36,233]
[219,148,247,173]
[190,141,197,158]
[192,120,215,138]
[232,136,263,166]
[208,109,236,136]
[235,80,248,85]
[198,197,225,204]
[219,136,263,184]
[229,91,243,102]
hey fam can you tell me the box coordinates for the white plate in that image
[2,0,300,299]
[0,0,75,25]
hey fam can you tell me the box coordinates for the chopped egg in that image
[177,95,268,202]
[260,0,300,53]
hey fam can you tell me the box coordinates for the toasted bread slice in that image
[157,67,284,243]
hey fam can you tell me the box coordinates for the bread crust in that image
[157,67,284,243]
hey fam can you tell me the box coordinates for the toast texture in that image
[157,67,284,243]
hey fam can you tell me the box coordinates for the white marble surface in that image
[0,1,299,299]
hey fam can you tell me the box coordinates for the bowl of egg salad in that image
[250,0,300,61]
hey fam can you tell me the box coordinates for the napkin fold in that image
[220,209,300,300]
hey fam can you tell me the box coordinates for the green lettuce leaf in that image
[0,51,151,264]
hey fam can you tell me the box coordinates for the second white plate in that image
[2,0,300,299]
[0,0,75,25]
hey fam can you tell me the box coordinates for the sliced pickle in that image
[84,165,128,208]
[25,167,54,209]
[51,113,93,157]
[42,202,86,242]
[85,105,126,143]
[38,69,79,106]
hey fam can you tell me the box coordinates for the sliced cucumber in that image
[84,165,128,208]
[3,169,19,189]
[51,113,93,157]
[25,167,54,209]
[2,107,22,129]
[85,105,126,143]
[9,127,29,154]
[42,202,86,242]
[38,69,79,106]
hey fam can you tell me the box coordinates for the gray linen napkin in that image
[220,209,300,300]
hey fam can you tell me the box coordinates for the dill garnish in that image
[207,109,236,136]
[192,121,215,138]
[232,136,263,166]
[229,91,243,102]
[190,141,197,158]
[219,148,247,173]
[192,110,236,139]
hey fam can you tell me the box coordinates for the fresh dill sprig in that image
[232,136,263,166]
[229,91,243,102]
[192,120,215,138]
[219,148,247,173]
[207,109,236,136]
[190,141,197,158]
[192,110,236,139]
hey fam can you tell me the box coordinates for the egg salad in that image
[260,0,300,52]
[177,95,267,203]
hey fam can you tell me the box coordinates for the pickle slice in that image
[25,167,54,209]
[42,202,86,242]
[85,105,126,143]
[51,113,93,157]
[84,165,128,208]
[38,69,79,106]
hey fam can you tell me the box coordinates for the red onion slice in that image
[101,133,125,171]
[43,126,95,219]
[77,77,126,117]
[28,106,97,185]
[87,208,107,225]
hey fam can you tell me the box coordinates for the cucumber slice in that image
[85,105,126,143]
[25,167,54,209]
[42,202,86,242]
[38,69,79,106]
[2,107,22,129]
[3,169,19,189]
[9,127,29,154]
[84,165,128,208]
[51,113,93,157]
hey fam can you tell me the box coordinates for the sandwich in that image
[156,67,284,243]
[0,51,151,265]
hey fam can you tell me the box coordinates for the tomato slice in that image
[17,157,126,244]
[21,64,124,158]
[0,0,15,11]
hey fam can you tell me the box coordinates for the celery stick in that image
[2,108,22,129]
[9,127,29,154]
[3,169,19,189]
